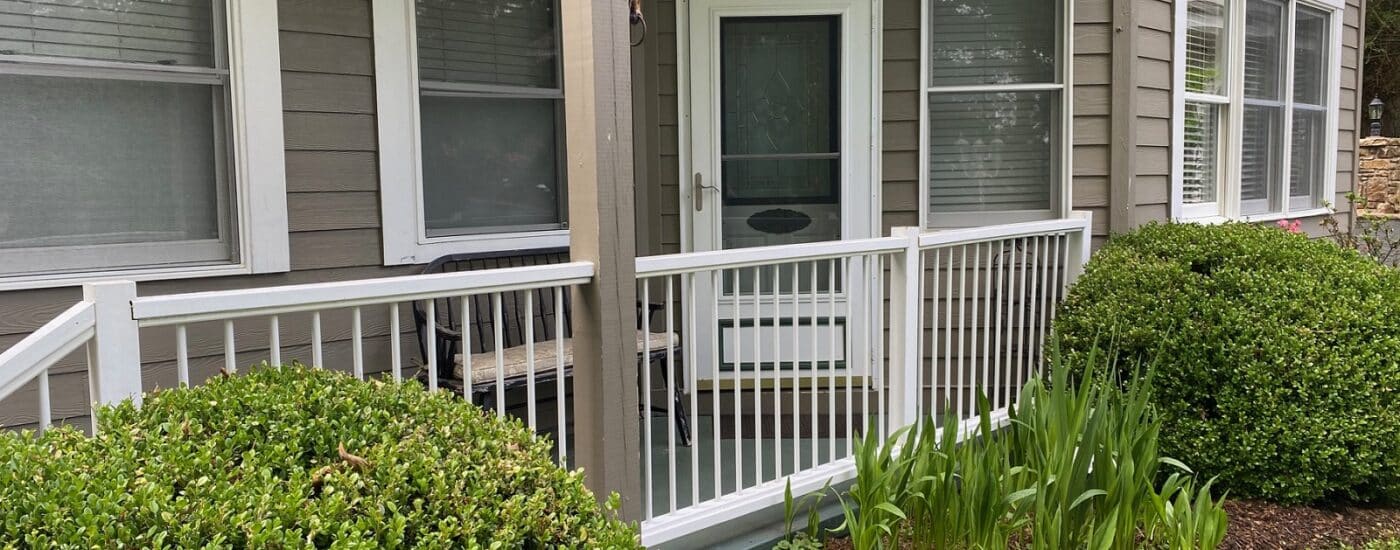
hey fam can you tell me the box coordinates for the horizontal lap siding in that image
[0,0,414,430]
[1077,0,1115,242]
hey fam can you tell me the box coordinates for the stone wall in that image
[1359,137,1400,214]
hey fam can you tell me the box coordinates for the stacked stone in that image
[1358,137,1400,214]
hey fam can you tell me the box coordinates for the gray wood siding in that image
[0,0,416,429]
[1077,0,1115,242]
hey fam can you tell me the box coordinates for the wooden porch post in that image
[561,0,643,519]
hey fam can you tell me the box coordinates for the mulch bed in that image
[1220,500,1400,549]
[821,501,1400,549]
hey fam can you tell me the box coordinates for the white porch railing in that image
[0,215,1090,547]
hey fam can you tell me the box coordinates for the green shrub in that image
[1055,222,1400,505]
[0,364,638,548]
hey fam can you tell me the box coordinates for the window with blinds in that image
[924,0,1064,225]
[415,0,565,238]
[1175,0,1337,220]
[0,0,236,277]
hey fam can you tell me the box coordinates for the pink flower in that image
[1276,219,1303,234]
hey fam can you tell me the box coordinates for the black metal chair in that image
[411,248,691,446]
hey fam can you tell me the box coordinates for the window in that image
[374,0,567,264]
[0,0,288,288]
[921,0,1071,228]
[1176,0,1341,220]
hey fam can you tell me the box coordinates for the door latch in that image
[693,172,718,212]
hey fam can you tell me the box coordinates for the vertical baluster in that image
[771,264,783,477]
[1052,234,1067,319]
[969,244,982,419]
[874,255,886,440]
[463,296,473,400]
[687,273,700,505]
[223,320,236,373]
[640,281,652,519]
[493,292,506,417]
[37,370,50,433]
[860,255,870,447]
[927,249,939,422]
[993,241,1006,410]
[943,247,954,419]
[1027,237,1042,379]
[731,268,743,491]
[983,243,995,413]
[390,304,402,382]
[956,246,967,419]
[425,301,436,389]
[827,258,837,461]
[666,275,678,513]
[809,262,819,463]
[790,263,801,473]
[176,324,189,387]
[749,268,762,484]
[555,287,567,463]
[1037,236,1052,373]
[711,269,722,499]
[352,307,364,380]
[1017,238,1031,403]
[269,316,281,367]
[526,291,537,431]
[843,256,854,456]
[311,312,323,369]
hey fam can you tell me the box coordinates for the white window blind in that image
[924,0,1064,225]
[415,0,565,238]
[0,0,237,278]
[1175,0,1338,220]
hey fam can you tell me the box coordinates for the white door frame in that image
[676,0,882,381]
[677,0,882,254]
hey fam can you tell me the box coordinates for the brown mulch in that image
[1220,500,1400,549]
[820,501,1400,549]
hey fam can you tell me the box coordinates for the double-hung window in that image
[0,0,287,288]
[374,0,567,264]
[921,0,1072,228]
[1176,0,1342,220]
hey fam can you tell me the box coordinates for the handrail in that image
[0,301,95,402]
[132,262,596,327]
[635,236,908,277]
[918,217,1091,249]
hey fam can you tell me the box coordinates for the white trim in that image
[1171,0,1343,221]
[227,0,289,274]
[373,0,570,266]
[0,264,254,293]
[917,0,1074,228]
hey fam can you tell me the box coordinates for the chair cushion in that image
[454,330,677,385]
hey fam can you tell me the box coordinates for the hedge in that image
[1054,222,1400,505]
[0,364,639,548]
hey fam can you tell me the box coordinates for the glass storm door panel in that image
[719,16,842,252]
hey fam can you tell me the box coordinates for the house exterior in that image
[0,0,1365,545]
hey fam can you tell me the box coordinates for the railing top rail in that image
[635,236,908,277]
[132,262,595,327]
[917,216,1091,249]
[0,301,95,402]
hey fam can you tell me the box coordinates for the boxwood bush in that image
[0,365,639,548]
[1054,222,1400,505]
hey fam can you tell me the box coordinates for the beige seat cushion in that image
[454,330,678,385]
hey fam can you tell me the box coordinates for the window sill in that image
[0,263,252,292]
[1175,207,1335,226]
[384,230,570,266]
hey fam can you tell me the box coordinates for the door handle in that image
[693,172,718,212]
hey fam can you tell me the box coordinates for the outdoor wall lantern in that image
[1370,96,1384,137]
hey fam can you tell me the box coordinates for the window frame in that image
[0,0,289,291]
[373,0,569,266]
[1171,0,1344,222]
[917,0,1075,229]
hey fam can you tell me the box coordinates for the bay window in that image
[1176,0,1341,220]
[922,0,1071,228]
[374,0,568,264]
[0,0,287,287]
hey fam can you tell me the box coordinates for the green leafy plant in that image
[1055,222,1400,504]
[0,363,639,548]
[1322,193,1400,265]
[1148,473,1229,550]
[774,478,828,550]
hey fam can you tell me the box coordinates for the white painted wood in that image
[0,302,94,404]
[641,282,653,519]
[666,276,679,511]
[916,218,1090,249]
[492,293,506,417]
[389,304,402,381]
[131,262,595,325]
[176,324,190,386]
[269,316,280,367]
[37,370,50,432]
[84,281,143,412]
[352,307,364,379]
[223,320,236,373]
[311,312,323,368]
[886,227,921,431]
[554,287,567,463]
[228,0,289,274]
[424,300,435,389]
